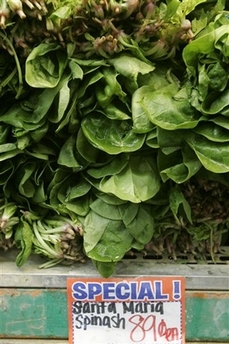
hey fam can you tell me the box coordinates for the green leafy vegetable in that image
[0,0,229,277]
[26,43,68,88]
[81,114,146,154]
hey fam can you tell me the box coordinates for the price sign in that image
[67,276,185,344]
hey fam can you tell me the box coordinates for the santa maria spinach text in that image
[72,301,164,330]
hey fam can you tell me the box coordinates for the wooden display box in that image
[0,250,229,343]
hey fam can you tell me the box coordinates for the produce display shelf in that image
[0,249,229,342]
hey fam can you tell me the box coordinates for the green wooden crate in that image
[0,250,229,342]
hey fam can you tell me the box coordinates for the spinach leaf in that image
[89,198,123,220]
[169,186,192,224]
[158,146,201,183]
[99,153,160,203]
[108,54,155,89]
[84,211,133,261]
[15,219,34,267]
[126,204,154,245]
[92,261,117,278]
[87,154,129,178]
[186,133,229,173]
[81,113,145,154]
[194,122,229,142]
[58,135,81,168]
[140,84,199,130]
[132,85,155,133]
[93,191,127,205]
[25,43,67,88]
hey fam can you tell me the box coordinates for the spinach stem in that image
[33,221,63,258]
[0,31,23,98]
[0,68,17,89]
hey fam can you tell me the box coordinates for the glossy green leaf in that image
[186,133,229,173]
[64,196,90,216]
[132,85,155,133]
[99,154,160,203]
[194,122,229,142]
[157,128,185,151]
[77,70,103,98]
[94,191,127,205]
[103,103,130,120]
[81,113,145,154]
[49,5,72,19]
[0,149,22,162]
[0,125,10,144]
[31,182,47,204]
[141,84,199,130]
[146,129,159,148]
[0,160,14,185]
[201,89,229,115]
[211,116,229,129]
[17,163,36,198]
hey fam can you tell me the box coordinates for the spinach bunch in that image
[0,201,19,250]
[0,0,229,276]
[182,12,229,173]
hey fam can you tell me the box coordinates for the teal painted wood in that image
[0,289,67,339]
[186,291,229,342]
[1,289,229,341]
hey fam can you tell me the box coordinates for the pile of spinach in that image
[0,0,229,276]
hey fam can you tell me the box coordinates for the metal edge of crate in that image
[0,249,229,290]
